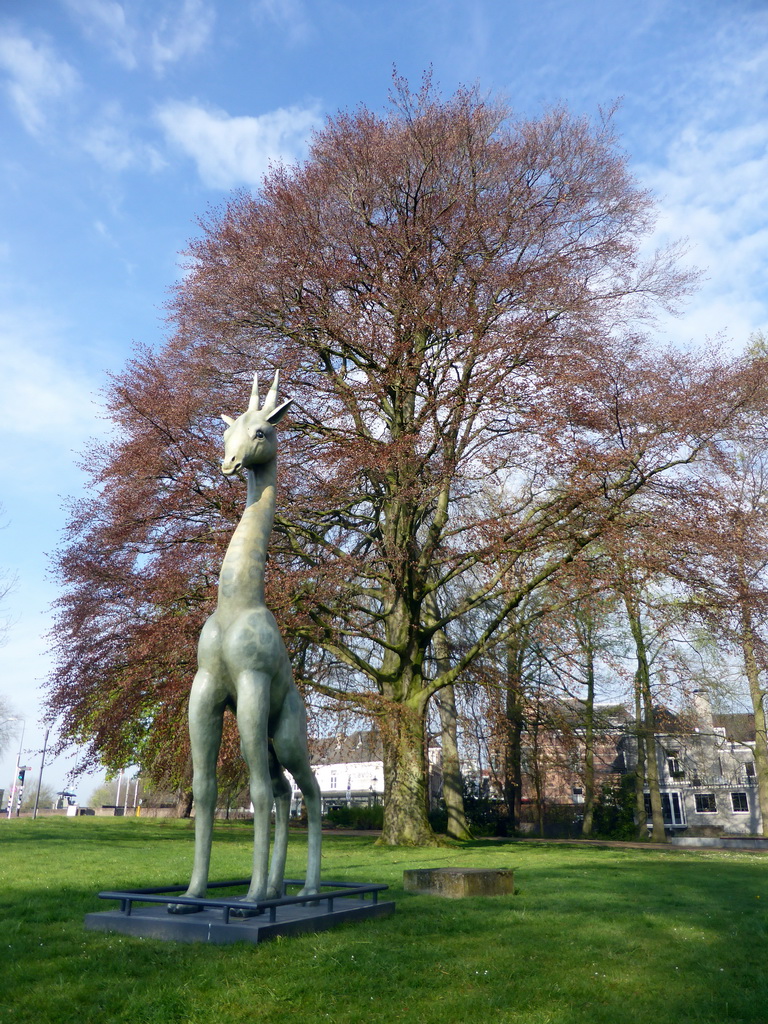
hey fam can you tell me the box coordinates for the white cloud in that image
[0,29,79,135]
[643,135,768,349]
[156,99,322,188]
[0,311,100,462]
[64,0,215,73]
[82,103,166,173]
[252,0,312,47]
[151,0,215,73]
[61,0,139,69]
[637,24,768,352]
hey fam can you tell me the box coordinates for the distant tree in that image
[47,75,762,845]
[537,564,626,837]
[88,780,119,808]
[20,781,56,813]
[673,378,768,836]
[613,549,668,841]
[0,504,18,651]
[0,695,19,760]
[476,590,544,834]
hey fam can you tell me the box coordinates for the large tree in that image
[47,77,759,844]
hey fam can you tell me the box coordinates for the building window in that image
[731,792,749,813]
[644,792,685,826]
[572,786,584,804]
[745,762,756,778]
[666,792,685,826]
[330,774,337,790]
[694,793,717,813]
[666,753,684,778]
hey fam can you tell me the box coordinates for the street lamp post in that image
[6,718,25,819]
[1,716,21,815]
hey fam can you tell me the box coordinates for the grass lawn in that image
[2,818,768,1023]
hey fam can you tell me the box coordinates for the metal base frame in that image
[84,879,395,945]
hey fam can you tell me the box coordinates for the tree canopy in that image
[46,77,767,844]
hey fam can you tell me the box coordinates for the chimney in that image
[691,689,714,732]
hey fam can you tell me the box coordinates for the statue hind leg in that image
[266,743,292,899]
[291,761,322,897]
[271,689,322,897]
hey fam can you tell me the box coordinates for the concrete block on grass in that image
[403,867,514,898]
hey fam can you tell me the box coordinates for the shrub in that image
[459,791,510,837]
[324,804,384,830]
[591,773,638,840]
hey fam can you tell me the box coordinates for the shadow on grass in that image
[3,820,768,1023]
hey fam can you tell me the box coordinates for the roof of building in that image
[712,712,756,744]
[309,729,383,765]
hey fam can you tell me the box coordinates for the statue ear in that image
[221,414,236,426]
[266,398,293,425]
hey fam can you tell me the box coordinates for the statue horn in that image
[247,372,260,412]
[263,369,280,414]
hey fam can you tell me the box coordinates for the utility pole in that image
[32,728,50,819]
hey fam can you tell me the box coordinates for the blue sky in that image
[0,0,766,801]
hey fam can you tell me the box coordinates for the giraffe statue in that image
[169,370,321,915]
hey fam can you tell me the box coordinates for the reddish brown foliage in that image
[45,77,761,841]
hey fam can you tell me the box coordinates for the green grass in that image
[2,819,768,1024]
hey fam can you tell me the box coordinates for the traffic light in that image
[16,768,25,785]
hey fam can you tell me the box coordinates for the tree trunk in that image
[640,671,666,842]
[633,680,647,839]
[581,647,596,836]
[434,684,473,839]
[738,594,768,837]
[622,590,666,841]
[503,634,526,833]
[423,592,471,839]
[378,701,439,846]
[176,788,193,818]
[527,687,546,837]
[531,725,546,838]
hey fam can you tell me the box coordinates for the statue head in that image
[220,370,293,476]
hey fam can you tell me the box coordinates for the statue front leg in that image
[168,673,224,914]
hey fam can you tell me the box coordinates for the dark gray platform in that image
[85,879,395,945]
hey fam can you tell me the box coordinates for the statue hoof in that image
[229,899,264,918]
[295,887,320,906]
[167,900,204,915]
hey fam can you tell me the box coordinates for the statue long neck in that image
[217,460,277,609]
